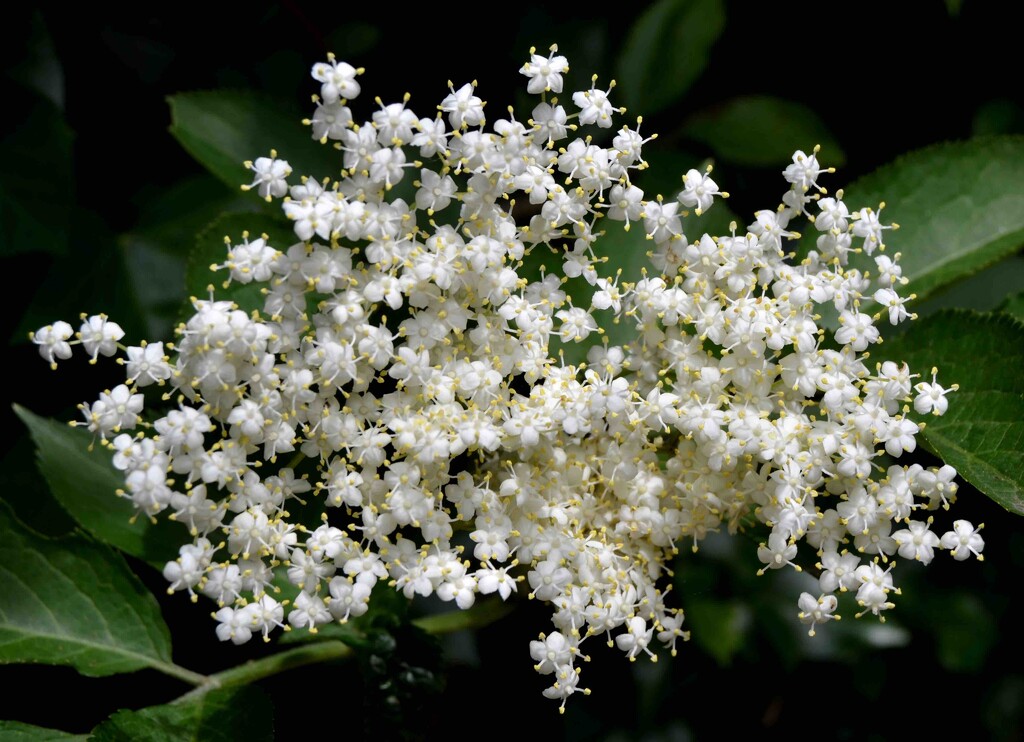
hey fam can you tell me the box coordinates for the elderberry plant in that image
[29,45,991,712]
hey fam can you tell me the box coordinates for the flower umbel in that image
[36,47,983,709]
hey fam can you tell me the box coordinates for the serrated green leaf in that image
[0,721,87,741]
[14,405,181,565]
[182,213,296,321]
[616,0,725,116]
[168,91,331,192]
[89,687,273,742]
[0,502,175,678]
[682,96,845,167]
[808,138,1024,324]
[883,309,1024,515]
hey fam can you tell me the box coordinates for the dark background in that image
[2,2,1023,739]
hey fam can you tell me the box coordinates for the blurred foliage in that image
[2,2,1023,740]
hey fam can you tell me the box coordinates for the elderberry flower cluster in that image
[33,45,984,709]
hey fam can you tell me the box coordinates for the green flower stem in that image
[154,660,210,687]
[172,599,512,703]
[174,640,353,703]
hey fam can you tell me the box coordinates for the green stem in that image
[175,640,353,704]
[171,598,511,703]
[153,661,209,687]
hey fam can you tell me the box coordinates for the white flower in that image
[893,520,941,564]
[31,321,74,368]
[797,592,839,636]
[124,342,171,386]
[311,58,361,103]
[520,45,569,94]
[941,520,985,561]
[440,82,485,129]
[572,79,616,128]
[784,148,829,191]
[678,168,725,215]
[79,314,124,362]
[244,154,291,201]
[914,367,958,415]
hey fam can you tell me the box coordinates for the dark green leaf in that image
[0,438,76,538]
[13,211,148,344]
[911,254,1024,319]
[168,91,332,191]
[0,721,86,741]
[616,0,726,116]
[14,405,182,565]
[997,290,1024,321]
[808,137,1024,323]
[6,12,65,109]
[0,502,174,677]
[182,213,297,321]
[129,176,262,259]
[411,599,513,634]
[972,99,1024,137]
[89,687,273,742]
[120,176,265,338]
[0,91,73,257]
[682,96,845,167]
[325,22,382,58]
[883,310,1024,515]
[686,599,749,666]
[934,593,997,672]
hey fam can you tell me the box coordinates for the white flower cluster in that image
[34,45,984,709]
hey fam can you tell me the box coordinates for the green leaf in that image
[0,90,73,256]
[412,599,514,635]
[933,593,997,672]
[182,212,297,320]
[127,176,262,259]
[686,598,750,666]
[811,137,1024,320]
[120,176,265,339]
[682,96,845,167]
[997,290,1024,321]
[911,254,1024,319]
[616,0,726,116]
[0,721,87,741]
[0,502,176,678]
[972,99,1024,137]
[14,405,181,565]
[89,687,273,742]
[1,438,77,538]
[13,211,149,344]
[7,12,65,109]
[168,91,331,191]
[883,309,1024,515]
